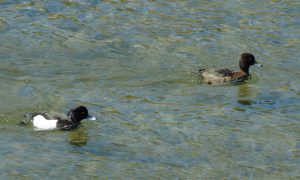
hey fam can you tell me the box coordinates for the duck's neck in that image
[71,118,81,124]
[240,67,250,75]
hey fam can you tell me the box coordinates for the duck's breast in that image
[230,71,248,80]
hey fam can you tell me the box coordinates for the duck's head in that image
[239,53,262,74]
[67,106,96,123]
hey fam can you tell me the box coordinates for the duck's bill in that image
[255,63,263,67]
[87,115,97,121]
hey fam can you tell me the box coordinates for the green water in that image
[0,0,299,179]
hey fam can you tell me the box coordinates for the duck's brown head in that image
[239,53,262,74]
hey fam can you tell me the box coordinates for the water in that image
[0,0,299,179]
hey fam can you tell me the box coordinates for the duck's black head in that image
[239,53,262,74]
[67,106,89,123]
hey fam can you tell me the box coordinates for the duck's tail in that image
[192,69,206,76]
[198,69,206,73]
[18,112,41,126]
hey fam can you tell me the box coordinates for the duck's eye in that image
[81,111,85,115]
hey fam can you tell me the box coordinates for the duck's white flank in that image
[33,115,58,130]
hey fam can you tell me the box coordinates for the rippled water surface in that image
[0,0,299,179]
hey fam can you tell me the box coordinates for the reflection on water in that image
[238,84,251,98]
[237,84,256,105]
[68,128,88,147]
[237,99,256,106]
[0,0,299,179]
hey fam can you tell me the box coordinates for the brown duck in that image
[198,53,262,85]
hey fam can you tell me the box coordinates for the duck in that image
[198,53,262,85]
[29,106,96,130]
